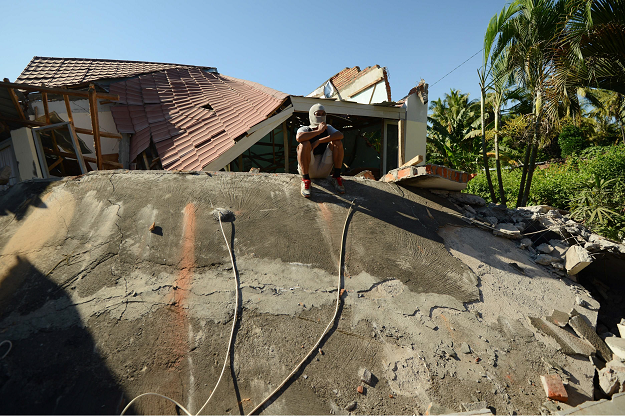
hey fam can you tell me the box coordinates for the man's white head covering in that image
[309,104,326,128]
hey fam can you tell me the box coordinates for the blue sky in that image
[1,0,508,106]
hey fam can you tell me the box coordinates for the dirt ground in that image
[0,171,599,414]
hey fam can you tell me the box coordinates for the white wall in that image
[30,99,121,170]
[350,81,388,105]
[10,127,43,181]
[404,93,427,165]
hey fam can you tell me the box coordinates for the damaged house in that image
[0,57,430,183]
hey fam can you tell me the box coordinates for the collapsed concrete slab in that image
[0,171,604,414]
[568,315,613,362]
[528,317,596,357]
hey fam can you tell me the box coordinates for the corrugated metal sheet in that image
[15,56,217,88]
[109,68,288,169]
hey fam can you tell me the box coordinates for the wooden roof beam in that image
[0,81,119,101]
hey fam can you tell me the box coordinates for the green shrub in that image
[558,125,588,157]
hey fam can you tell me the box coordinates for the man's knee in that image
[329,140,343,151]
[298,141,311,153]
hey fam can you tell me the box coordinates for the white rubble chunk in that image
[598,359,625,396]
[493,223,522,239]
[564,245,593,275]
[605,337,625,360]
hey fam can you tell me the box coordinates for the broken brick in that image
[540,374,568,402]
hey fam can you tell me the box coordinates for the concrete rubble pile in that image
[433,190,625,414]
[431,190,625,281]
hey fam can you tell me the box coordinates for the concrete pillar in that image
[403,92,427,166]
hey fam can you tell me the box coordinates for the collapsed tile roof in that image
[109,68,288,170]
[15,56,216,88]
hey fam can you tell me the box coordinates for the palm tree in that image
[550,0,625,101]
[493,0,568,207]
[427,89,482,172]
[478,2,520,203]
[582,88,625,144]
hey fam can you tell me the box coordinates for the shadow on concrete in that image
[311,179,466,240]
[0,181,53,222]
[0,256,133,414]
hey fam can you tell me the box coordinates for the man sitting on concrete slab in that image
[296,104,345,198]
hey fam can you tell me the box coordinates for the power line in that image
[430,48,483,87]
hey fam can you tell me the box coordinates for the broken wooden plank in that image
[3,78,25,119]
[88,84,103,170]
[399,154,424,169]
[41,91,51,124]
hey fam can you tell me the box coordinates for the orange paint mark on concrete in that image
[318,202,333,226]
[437,313,457,340]
[167,203,197,369]
[175,203,197,308]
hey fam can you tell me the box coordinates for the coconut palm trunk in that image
[494,109,506,206]
[480,84,497,202]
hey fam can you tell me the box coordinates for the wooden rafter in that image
[3,78,25,119]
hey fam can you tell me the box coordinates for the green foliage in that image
[558,125,587,157]
[466,144,625,240]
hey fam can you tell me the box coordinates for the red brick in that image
[397,168,412,179]
[541,374,568,402]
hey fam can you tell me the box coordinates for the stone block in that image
[569,315,613,362]
[528,317,596,357]
[461,401,488,412]
[605,337,625,360]
[517,205,553,215]
[547,310,570,327]
[536,254,560,265]
[449,193,486,206]
[584,242,601,252]
[537,243,554,254]
[550,240,570,258]
[541,374,568,402]
[617,323,625,338]
[565,245,593,275]
[493,223,522,239]
[360,368,372,385]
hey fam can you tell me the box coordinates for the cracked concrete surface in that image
[0,171,601,414]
